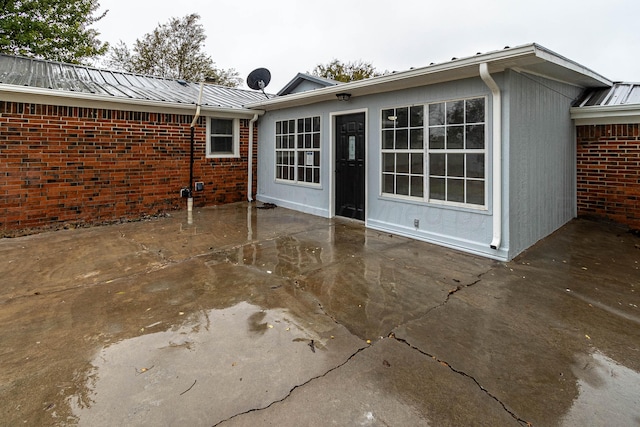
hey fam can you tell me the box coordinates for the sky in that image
[93,0,640,92]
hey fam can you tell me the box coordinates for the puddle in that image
[69,302,359,426]
[561,350,640,426]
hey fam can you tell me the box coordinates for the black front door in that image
[335,112,365,220]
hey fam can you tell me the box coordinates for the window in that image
[381,106,425,197]
[428,98,485,206]
[275,116,321,184]
[207,118,239,157]
[380,97,486,207]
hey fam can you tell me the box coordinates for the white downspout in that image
[247,113,259,202]
[479,63,502,250]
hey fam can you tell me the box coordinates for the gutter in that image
[479,63,503,251]
[0,84,260,118]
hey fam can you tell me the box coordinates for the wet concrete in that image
[0,203,639,426]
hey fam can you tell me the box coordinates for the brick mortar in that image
[0,101,258,232]
[576,124,640,230]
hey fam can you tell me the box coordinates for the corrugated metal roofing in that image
[0,53,271,109]
[573,82,640,107]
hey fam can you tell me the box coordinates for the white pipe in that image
[247,113,259,202]
[191,82,204,127]
[479,63,502,250]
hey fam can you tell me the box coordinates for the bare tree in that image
[106,13,240,87]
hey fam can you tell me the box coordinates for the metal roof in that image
[573,82,640,107]
[0,54,271,110]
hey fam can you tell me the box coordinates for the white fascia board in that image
[246,44,540,110]
[531,44,612,87]
[246,43,610,111]
[571,104,640,125]
[0,84,260,119]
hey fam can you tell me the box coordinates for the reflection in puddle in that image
[69,302,335,426]
[562,350,640,426]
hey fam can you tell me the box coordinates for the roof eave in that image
[247,43,612,111]
[571,104,640,125]
[0,83,261,118]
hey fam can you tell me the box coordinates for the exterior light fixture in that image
[336,93,351,101]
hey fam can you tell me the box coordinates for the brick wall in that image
[576,124,640,230]
[0,101,258,233]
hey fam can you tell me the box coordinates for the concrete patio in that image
[1,203,639,426]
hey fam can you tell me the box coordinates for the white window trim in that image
[274,116,322,186]
[379,97,488,210]
[206,117,240,158]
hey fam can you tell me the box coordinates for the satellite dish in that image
[247,68,271,97]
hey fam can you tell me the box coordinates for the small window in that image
[207,118,239,158]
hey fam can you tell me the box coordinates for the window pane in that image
[430,177,445,200]
[396,175,409,195]
[288,135,296,148]
[313,116,320,132]
[305,134,311,148]
[382,130,394,149]
[466,154,485,178]
[429,103,444,126]
[411,153,423,174]
[466,125,485,149]
[297,135,304,148]
[313,133,320,148]
[382,109,395,128]
[429,128,445,149]
[212,136,232,153]
[410,106,424,127]
[410,129,423,149]
[448,154,464,177]
[297,119,304,132]
[306,168,313,182]
[447,126,464,149]
[383,153,395,173]
[297,151,304,166]
[276,121,282,134]
[396,107,408,128]
[211,118,232,135]
[396,153,409,174]
[304,117,311,132]
[466,98,485,123]
[282,120,288,134]
[466,180,485,205]
[396,130,408,149]
[429,154,445,176]
[383,174,394,193]
[410,176,424,197]
[314,151,320,167]
[448,178,465,202]
[313,169,320,184]
[446,101,464,124]
[276,135,282,149]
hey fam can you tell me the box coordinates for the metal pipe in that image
[247,113,259,202]
[479,63,502,251]
[187,82,205,212]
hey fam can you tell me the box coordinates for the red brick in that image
[0,101,258,232]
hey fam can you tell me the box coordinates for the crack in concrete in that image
[212,344,369,426]
[390,334,531,427]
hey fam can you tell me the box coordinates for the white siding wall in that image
[504,70,582,257]
[257,77,507,258]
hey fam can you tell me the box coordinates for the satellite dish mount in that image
[247,68,271,98]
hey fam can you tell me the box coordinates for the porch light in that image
[336,92,351,101]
